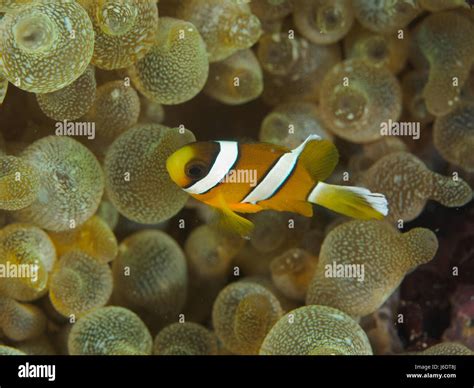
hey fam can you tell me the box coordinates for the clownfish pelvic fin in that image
[213,192,255,238]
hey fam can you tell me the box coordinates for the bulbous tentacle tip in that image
[402,227,439,267]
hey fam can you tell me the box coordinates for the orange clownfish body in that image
[166,135,388,236]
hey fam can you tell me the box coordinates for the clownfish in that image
[166,135,388,236]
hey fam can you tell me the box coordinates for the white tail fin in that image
[307,182,388,220]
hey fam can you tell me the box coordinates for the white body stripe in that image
[241,134,321,204]
[307,182,389,216]
[184,141,238,195]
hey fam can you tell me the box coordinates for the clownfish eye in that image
[185,160,208,180]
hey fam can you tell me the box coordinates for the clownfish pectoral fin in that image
[213,194,255,238]
[299,138,339,182]
[307,182,388,220]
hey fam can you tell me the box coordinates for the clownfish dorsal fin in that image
[246,142,290,155]
[214,193,254,239]
[297,136,339,183]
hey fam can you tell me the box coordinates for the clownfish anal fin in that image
[213,194,255,238]
[299,139,339,183]
[262,198,313,217]
[288,201,314,217]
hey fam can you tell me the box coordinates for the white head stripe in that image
[242,134,321,204]
[184,141,239,195]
